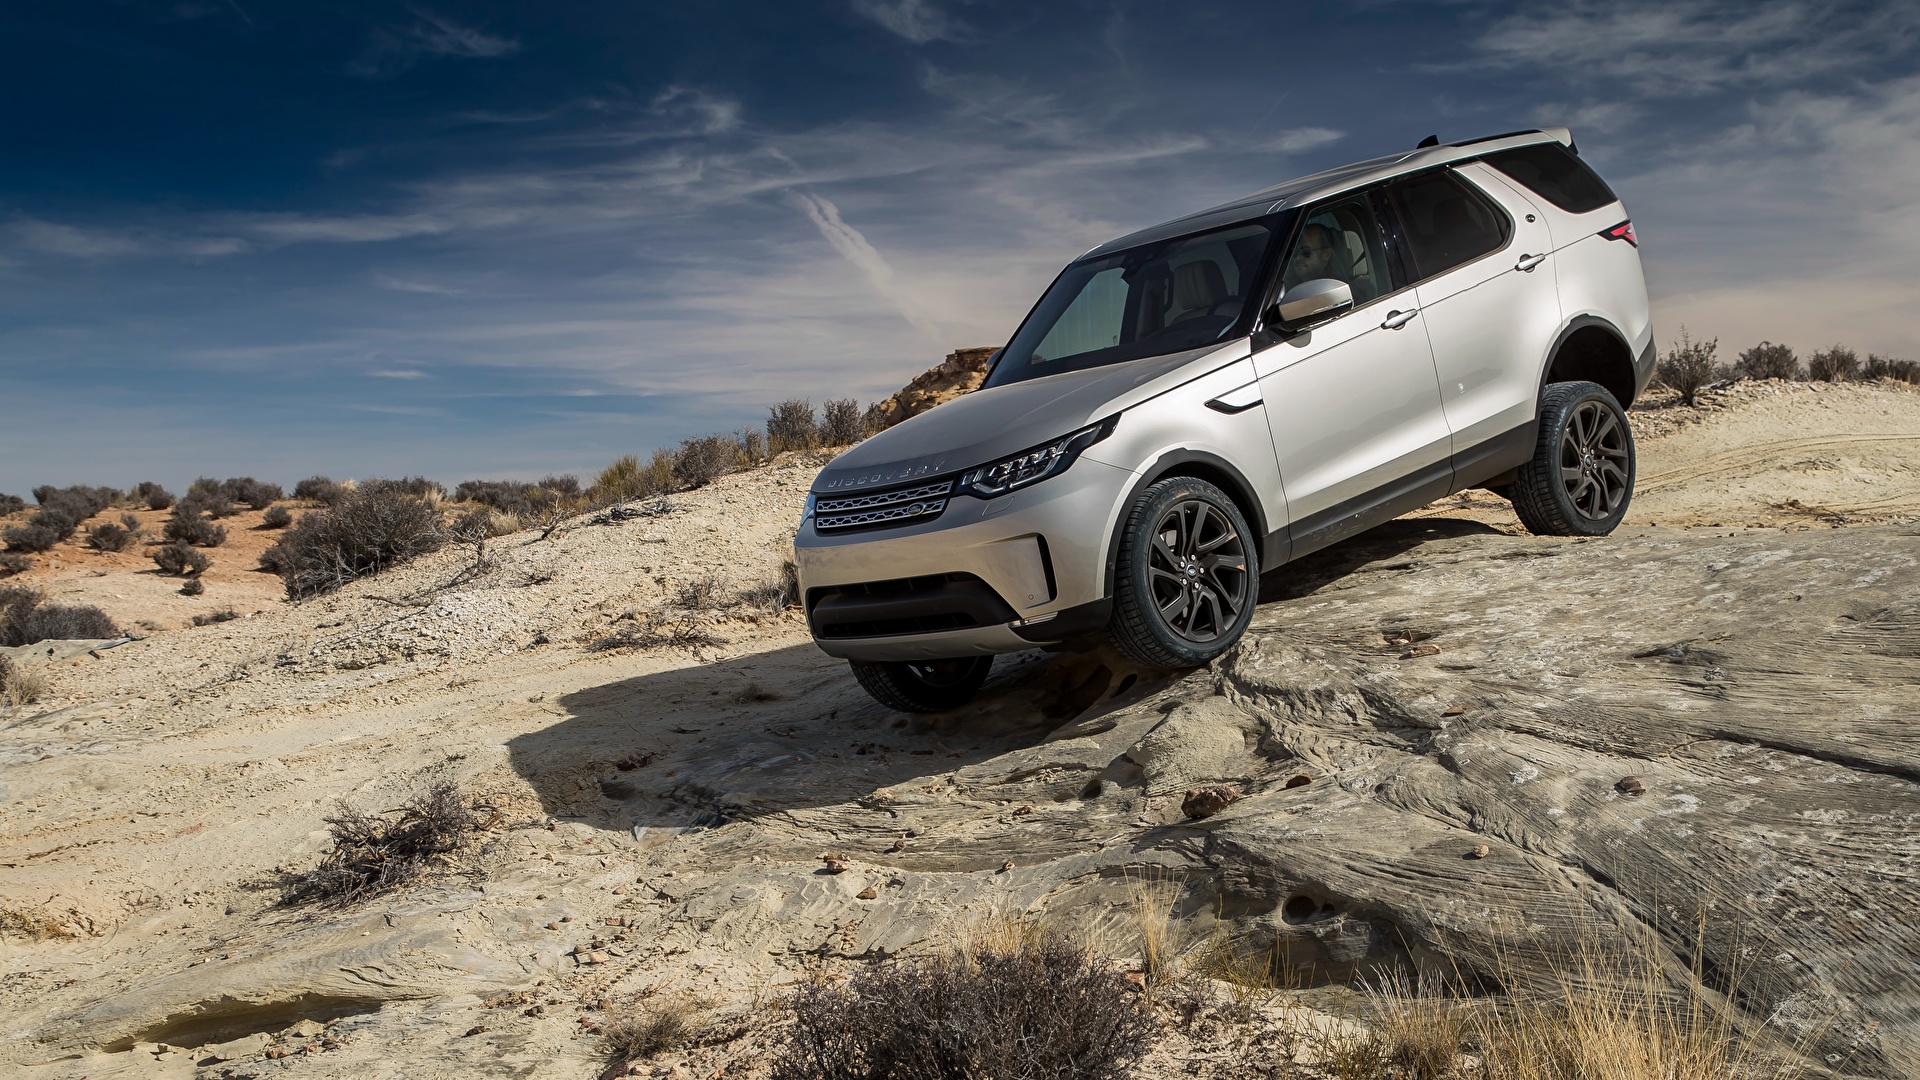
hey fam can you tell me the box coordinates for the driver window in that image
[1281,196,1391,306]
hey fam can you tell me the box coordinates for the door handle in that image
[1516,253,1548,272]
[1381,308,1419,330]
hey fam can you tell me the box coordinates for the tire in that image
[849,656,994,713]
[1106,477,1260,669]
[1511,380,1636,537]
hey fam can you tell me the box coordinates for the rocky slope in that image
[4,382,1920,1078]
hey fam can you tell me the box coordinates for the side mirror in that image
[1264,278,1354,331]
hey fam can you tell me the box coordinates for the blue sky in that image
[2,0,1917,495]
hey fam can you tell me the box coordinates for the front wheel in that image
[1107,477,1259,669]
[849,656,993,712]
[1511,380,1636,536]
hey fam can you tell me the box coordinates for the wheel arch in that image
[1541,315,1638,407]
[1100,449,1273,598]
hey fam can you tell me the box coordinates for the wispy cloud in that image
[373,273,465,296]
[368,368,430,379]
[787,191,942,337]
[852,0,965,44]
[349,8,521,79]
[1259,127,1344,153]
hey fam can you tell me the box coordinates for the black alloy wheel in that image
[1511,380,1636,536]
[849,655,994,713]
[1108,476,1259,668]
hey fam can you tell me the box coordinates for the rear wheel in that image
[849,656,994,712]
[1107,477,1259,669]
[1511,380,1635,536]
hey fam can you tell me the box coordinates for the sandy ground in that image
[4,383,1920,1079]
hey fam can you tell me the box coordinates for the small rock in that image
[283,1020,325,1038]
[546,922,561,931]
[1442,706,1466,717]
[1013,804,1034,816]
[585,950,610,964]
[1181,784,1242,819]
[856,886,878,900]
[524,1005,546,1017]
[1123,972,1147,991]
[822,856,853,874]
[603,916,627,926]
[204,1032,271,1061]
[1468,844,1491,859]
[1283,773,1311,790]
[464,1026,487,1037]
[999,860,1014,873]
[1402,643,1442,659]
[885,838,905,853]
[1617,775,1648,796]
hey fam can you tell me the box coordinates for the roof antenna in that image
[1416,134,1440,148]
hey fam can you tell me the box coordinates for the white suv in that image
[795,129,1651,711]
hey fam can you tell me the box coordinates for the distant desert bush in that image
[737,427,769,466]
[591,452,675,504]
[3,524,61,554]
[673,434,739,490]
[1807,344,1860,382]
[181,487,237,520]
[192,608,238,626]
[220,476,284,510]
[261,504,293,529]
[294,475,347,504]
[359,476,446,502]
[164,503,228,547]
[84,523,133,552]
[0,552,30,578]
[179,577,205,596]
[1734,341,1799,381]
[767,399,819,453]
[265,483,446,598]
[0,493,24,515]
[454,475,582,518]
[1655,328,1720,405]
[0,586,121,646]
[1865,353,1920,382]
[6,486,116,549]
[277,780,491,907]
[152,543,211,577]
[773,927,1153,1080]
[820,398,867,447]
[133,481,175,510]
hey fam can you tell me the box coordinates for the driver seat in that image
[1171,260,1234,320]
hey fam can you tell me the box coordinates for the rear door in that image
[1382,167,1562,488]
[1253,188,1453,554]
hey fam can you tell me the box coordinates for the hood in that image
[813,339,1249,494]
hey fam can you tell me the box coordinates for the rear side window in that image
[1483,143,1617,214]
[1383,171,1510,282]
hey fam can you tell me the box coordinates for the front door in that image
[1254,191,1453,556]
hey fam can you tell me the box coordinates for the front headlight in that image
[800,492,817,527]
[955,417,1116,499]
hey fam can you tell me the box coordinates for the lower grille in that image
[807,572,1017,640]
[815,480,952,533]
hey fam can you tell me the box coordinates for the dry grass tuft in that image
[0,906,78,941]
[672,576,727,610]
[590,614,727,652]
[773,923,1153,1080]
[277,781,493,907]
[1,653,49,708]
[601,995,706,1064]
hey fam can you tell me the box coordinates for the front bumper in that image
[794,456,1133,660]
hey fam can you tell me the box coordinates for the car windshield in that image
[985,216,1287,388]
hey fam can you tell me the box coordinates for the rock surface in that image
[4,384,1920,1077]
[864,346,998,430]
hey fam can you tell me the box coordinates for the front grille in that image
[814,480,953,533]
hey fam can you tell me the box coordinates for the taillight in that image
[1601,220,1637,247]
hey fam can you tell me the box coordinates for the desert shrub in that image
[85,523,133,552]
[3,525,61,553]
[164,503,227,547]
[0,653,47,708]
[1735,341,1799,380]
[1806,344,1860,382]
[133,481,174,510]
[181,488,237,519]
[0,552,30,577]
[152,543,211,576]
[360,476,446,501]
[737,427,769,466]
[590,614,727,651]
[0,493,24,515]
[673,575,726,610]
[265,484,446,598]
[261,504,293,529]
[179,577,205,596]
[767,399,818,453]
[277,780,489,907]
[15,486,116,544]
[119,511,141,533]
[820,398,866,447]
[220,476,284,510]
[738,572,795,614]
[673,434,740,489]
[191,608,237,626]
[602,996,704,1064]
[187,476,221,498]
[0,587,121,646]
[591,452,676,504]
[1865,353,1920,383]
[454,475,582,518]
[294,475,346,504]
[773,930,1153,1080]
[1655,328,1721,405]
